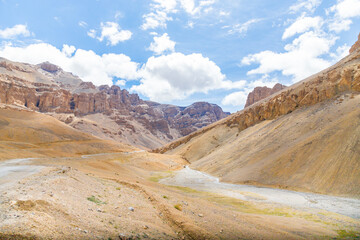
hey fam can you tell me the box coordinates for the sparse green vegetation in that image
[87,195,106,205]
[336,229,360,238]
[162,195,169,199]
[170,186,201,193]
[174,204,182,211]
[116,187,121,190]
[148,171,174,182]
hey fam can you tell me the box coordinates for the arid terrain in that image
[0,59,229,149]
[0,33,360,240]
[155,43,360,198]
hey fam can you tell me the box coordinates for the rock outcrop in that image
[245,83,286,108]
[0,58,229,149]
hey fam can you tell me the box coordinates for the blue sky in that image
[0,0,359,112]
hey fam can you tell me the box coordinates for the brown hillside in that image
[0,106,134,160]
[154,37,360,197]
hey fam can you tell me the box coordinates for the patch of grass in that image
[336,229,360,238]
[169,186,202,194]
[162,195,169,199]
[148,171,174,182]
[87,195,106,205]
[116,187,121,190]
[174,204,182,211]
[148,175,164,182]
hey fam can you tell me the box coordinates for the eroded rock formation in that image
[245,83,286,108]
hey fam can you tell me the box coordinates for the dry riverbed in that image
[0,154,359,239]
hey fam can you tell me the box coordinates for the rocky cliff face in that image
[0,58,229,149]
[245,83,286,108]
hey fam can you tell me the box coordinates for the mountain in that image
[0,59,229,149]
[245,83,286,108]
[154,35,360,197]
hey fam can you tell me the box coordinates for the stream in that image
[160,166,360,219]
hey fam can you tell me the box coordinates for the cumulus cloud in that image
[282,15,323,39]
[148,33,176,55]
[141,0,217,30]
[178,0,215,16]
[222,75,278,107]
[289,0,322,13]
[242,31,336,82]
[97,22,132,45]
[141,0,177,30]
[61,44,76,57]
[0,24,31,39]
[327,0,360,33]
[131,52,243,102]
[227,19,261,35]
[0,43,139,86]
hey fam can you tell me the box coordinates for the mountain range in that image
[0,59,229,149]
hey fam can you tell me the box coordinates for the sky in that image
[0,0,359,112]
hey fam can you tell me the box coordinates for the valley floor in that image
[0,152,359,240]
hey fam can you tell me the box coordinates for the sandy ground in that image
[0,153,359,240]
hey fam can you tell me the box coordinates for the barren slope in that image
[155,43,360,197]
[0,105,134,160]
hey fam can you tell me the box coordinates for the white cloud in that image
[141,0,177,30]
[289,0,322,13]
[328,18,352,33]
[330,43,350,61]
[61,44,76,57]
[221,91,248,107]
[131,52,241,102]
[242,31,337,82]
[78,21,88,28]
[228,19,261,35]
[0,43,139,86]
[179,0,215,16]
[115,80,126,86]
[97,22,132,45]
[87,29,97,38]
[148,33,176,55]
[328,0,360,18]
[222,75,278,107]
[141,11,173,30]
[141,0,217,30]
[327,0,360,33]
[0,24,30,39]
[282,15,323,39]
